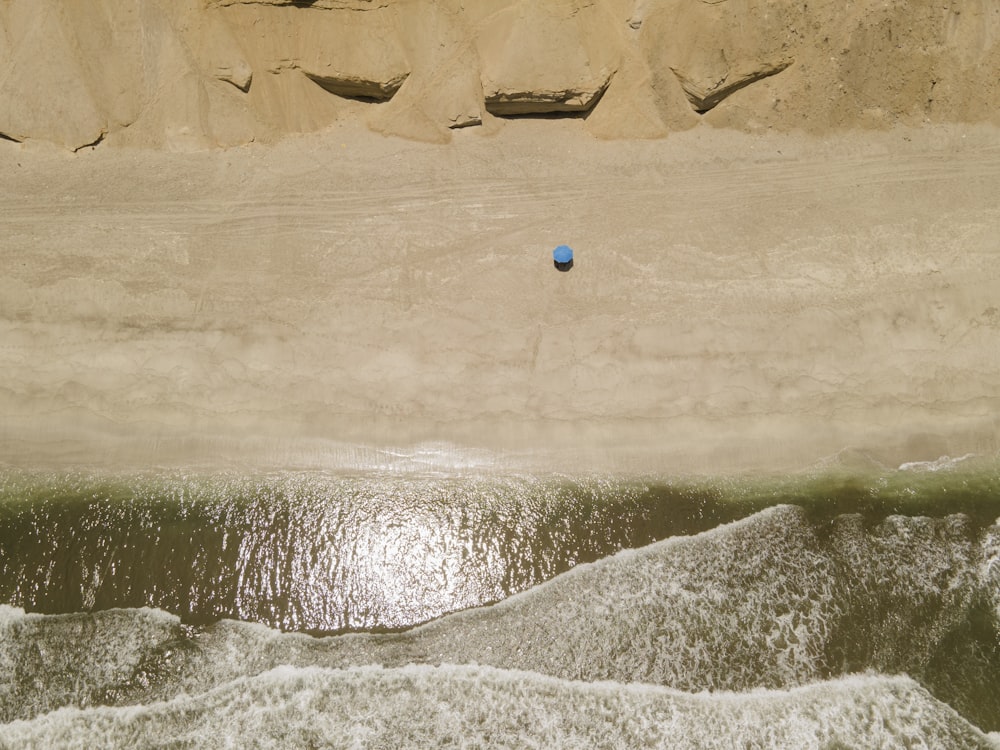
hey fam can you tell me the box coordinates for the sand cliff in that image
[2,0,1000,149]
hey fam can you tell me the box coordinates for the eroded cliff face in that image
[1,0,999,149]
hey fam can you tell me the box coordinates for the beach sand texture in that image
[2,121,999,473]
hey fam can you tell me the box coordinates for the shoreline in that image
[2,415,996,477]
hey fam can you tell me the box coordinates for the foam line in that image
[0,666,993,750]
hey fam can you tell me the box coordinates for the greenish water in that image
[1,461,998,745]
[2,464,999,633]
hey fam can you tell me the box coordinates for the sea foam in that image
[2,506,997,733]
[0,665,993,750]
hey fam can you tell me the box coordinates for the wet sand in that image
[2,121,999,474]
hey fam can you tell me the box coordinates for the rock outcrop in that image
[476,1,619,116]
[644,0,795,113]
[2,0,1000,148]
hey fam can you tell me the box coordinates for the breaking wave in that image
[1,464,998,745]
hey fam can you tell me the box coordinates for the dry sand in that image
[2,120,999,475]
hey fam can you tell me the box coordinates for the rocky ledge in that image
[1,0,999,148]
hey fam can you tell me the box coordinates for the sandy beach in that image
[2,120,998,474]
[6,4,1000,746]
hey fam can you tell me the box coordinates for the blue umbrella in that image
[553,244,574,271]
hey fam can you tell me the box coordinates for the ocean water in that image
[1,459,999,748]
